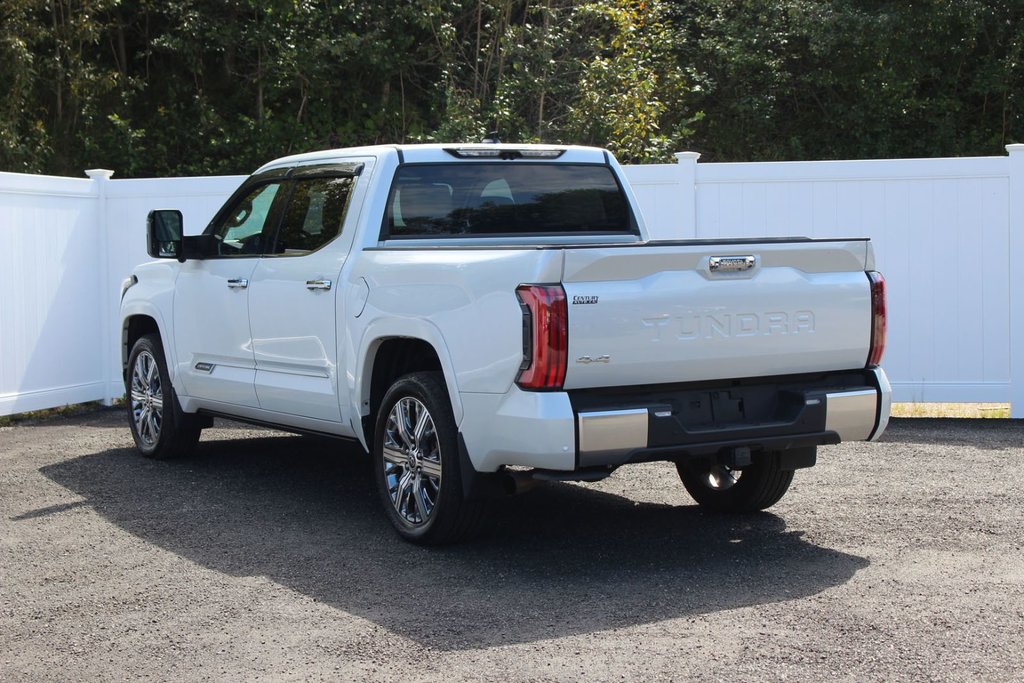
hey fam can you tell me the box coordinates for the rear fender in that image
[352,318,462,450]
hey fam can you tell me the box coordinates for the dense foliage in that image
[671,0,1024,161]
[1,0,1021,176]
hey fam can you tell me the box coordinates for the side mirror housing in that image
[147,210,216,261]
[147,209,184,261]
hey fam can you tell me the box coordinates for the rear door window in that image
[270,176,354,255]
[384,163,636,239]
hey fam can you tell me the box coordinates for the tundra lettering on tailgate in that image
[642,310,816,341]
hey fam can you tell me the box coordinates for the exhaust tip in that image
[502,471,541,495]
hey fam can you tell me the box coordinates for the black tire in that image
[373,371,487,545]
[126,333,202,460]
[676,452,794,513]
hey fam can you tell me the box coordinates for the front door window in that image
[213,182,284,256]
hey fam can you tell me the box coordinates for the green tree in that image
[668,0,1024,160]
[5,0,1022,175]
[426,0,696,162]
[565,0,696,162]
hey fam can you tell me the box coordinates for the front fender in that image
[119,262,180,390]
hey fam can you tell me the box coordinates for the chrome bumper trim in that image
[868,367,892,441]
[577,409,648,467]
[825,389,878,441]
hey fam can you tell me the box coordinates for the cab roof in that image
[254,143,611,174]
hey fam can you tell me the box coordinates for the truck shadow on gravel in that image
[40,433,868,651]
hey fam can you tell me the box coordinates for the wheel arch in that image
[121,304,175,386]
[354,326,463,451]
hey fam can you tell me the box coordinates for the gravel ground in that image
[1,408,1022,682]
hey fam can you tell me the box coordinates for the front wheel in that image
[126,333,202,459]
[676,452,794,513]
[373,372,487,544]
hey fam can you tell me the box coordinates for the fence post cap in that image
[1006,144,1024,155]
[674,151,701,163]
[85,169,115,180]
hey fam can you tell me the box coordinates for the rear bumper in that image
[573,367,891,468]
[458,367,891,473]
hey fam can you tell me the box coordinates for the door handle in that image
[226,278,248,289]
[306,279,332,291]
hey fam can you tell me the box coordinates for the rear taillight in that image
[515,284,568,390]
[867,271,886,367]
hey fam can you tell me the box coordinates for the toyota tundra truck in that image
[120,143,891,544]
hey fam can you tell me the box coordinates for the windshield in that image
[383,163,636,239]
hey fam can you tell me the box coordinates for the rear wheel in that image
[373,371,487,544]
[677,452,794,512]
[126,334,202,459]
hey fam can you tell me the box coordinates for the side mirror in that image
[147,209,184,261]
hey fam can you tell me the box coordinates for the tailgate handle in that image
[709,255,756,273]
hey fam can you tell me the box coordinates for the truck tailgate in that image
[561,239,873,390]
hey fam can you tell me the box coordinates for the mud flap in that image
[457,433,507,500]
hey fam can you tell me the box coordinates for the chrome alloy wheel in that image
[130,350,164,448]
[382,397,443,526]
[702,464,742,491]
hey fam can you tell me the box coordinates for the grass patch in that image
[890,403,1010,418]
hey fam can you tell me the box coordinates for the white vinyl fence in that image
[0,171,244,416]
[3,146,1024,417]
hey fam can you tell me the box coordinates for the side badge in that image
[572,295,599,305]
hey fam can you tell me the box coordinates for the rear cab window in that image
[382,163,638,240]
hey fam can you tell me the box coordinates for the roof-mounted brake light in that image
[446,148,502,158]
[443,148,566,160]
[519,149,565,159]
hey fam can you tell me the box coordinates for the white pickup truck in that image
[120,143,891,544]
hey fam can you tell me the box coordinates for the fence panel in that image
[0,173,105,415]
[0,172,245,416]
[694,157,1012,404]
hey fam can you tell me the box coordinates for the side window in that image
[272,176,354,255]
[212,182,284,257]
